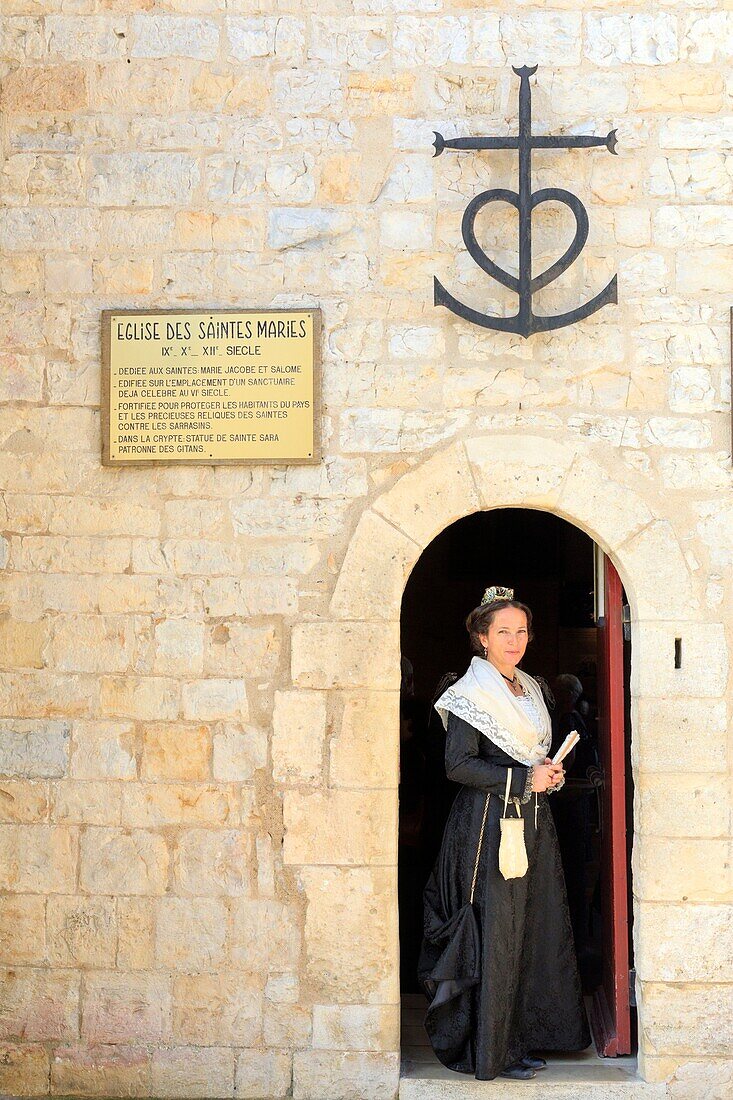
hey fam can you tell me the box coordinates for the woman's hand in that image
[531,758,564,792]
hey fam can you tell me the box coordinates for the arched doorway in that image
[398,508,635,1066]
[313,432,711,1090]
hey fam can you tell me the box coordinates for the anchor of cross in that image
[432,65,619,337]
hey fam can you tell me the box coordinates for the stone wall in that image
[1,2,732,1098]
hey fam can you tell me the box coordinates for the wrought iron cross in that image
[433,65,618,337]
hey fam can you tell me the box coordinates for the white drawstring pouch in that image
[499,767,528,880]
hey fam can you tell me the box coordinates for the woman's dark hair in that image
[465,599,534,654]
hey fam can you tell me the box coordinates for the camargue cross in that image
[432,65,619,337]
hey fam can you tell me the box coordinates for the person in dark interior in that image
[550,673,599,968]
[418,587,591,1081]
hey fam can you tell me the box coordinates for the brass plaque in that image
[102,308,320,465]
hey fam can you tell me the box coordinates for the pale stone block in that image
[264,1002,312,1047]
[226,16,303,64]
[273,69,343,115]
[212,724,267,782]
[52,780,121,826]
[634,837,732,903]
[51,1044,151,1098]
[0,894,46,964]
[205,158,266,204]
[45,15,127,60]
[230,899,300,974]
[173,828,251,896]
[660,118,733,151]
[0,615,45,669]
[0,780,49,824]
[117,897,155,971]
[300,867,399,1003]
[131,15,219,60]
[330,691,400,790]
[272,690,326,785]
[121,783,239,828]
[50,615,132,674]
[619,522,699,620]
[268,207,353,250]
[151,1046,235,1099]
[235,1050,291,1100]
[0,824,77,893]
[681,12,733,64]
[181,679,248,721]
[629,695,726,774]
[292,1050,400,1100]
[1,208,99,252]
[173,972,262,1046]
[669,366,717,414]
[500,14,582,67]
[0,1043,50,1097]
[309,16,387,68]
[153,619,205,677]
[79,828,168,896]
[556,457,653,552]
[0,718,69,778]
[71,720,136,780]
[47,896,116,968]
[312,1003,400,1052]
[0,967,79,1041]
[155,898,227,971]
[373,442,480,548]
[585,14,678,66]
[2,63,87,113]
[393,16,468,66]
[634,68,724,114]
[100,677,179,721]
[204,622,281,679]
[676,248,733,294]
[266,974,299,1004]
[46,253,92,295]
[202,575,297,617]
[379,210,432,250]
[632,622,727,699]
[292,622,399,690]
[636,774,730,836]
[380,156,434,204]
[387,326,445,360]
[266,152,316,203]
[644,416,713,450]
[636,903,733,982]
[330,512,417,622]
[88,153,199,207]
[284,789,396,866]
[667,1059,733,1100]
[142,723,210,781]
[466,434,574,511]
[83,972,171,1044]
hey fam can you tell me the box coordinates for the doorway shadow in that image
[398,508,635,1055]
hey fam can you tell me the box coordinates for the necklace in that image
[501,671,518,686]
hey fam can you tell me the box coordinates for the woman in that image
[418,586,591,1081]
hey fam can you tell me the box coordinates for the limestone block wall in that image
[0,2,732,1099]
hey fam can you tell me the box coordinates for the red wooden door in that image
[591,556,631,1056]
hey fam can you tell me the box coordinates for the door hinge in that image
[622,603,631,642]
[628,967,637,1006]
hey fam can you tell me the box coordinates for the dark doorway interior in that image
[398,508,635,1050]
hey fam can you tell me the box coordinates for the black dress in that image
[418,711,591,1079]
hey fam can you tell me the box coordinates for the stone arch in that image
[287,435,729,1088]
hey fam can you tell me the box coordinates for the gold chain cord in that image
[469,791,491,905]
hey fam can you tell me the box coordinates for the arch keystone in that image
[465,435,575,509]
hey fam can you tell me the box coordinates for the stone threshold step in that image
[400,1061,667,1100]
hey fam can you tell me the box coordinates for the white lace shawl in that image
[434,658,552,767]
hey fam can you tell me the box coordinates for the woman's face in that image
[479,607,529,668]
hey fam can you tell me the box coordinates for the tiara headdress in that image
[481,585,515,606]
